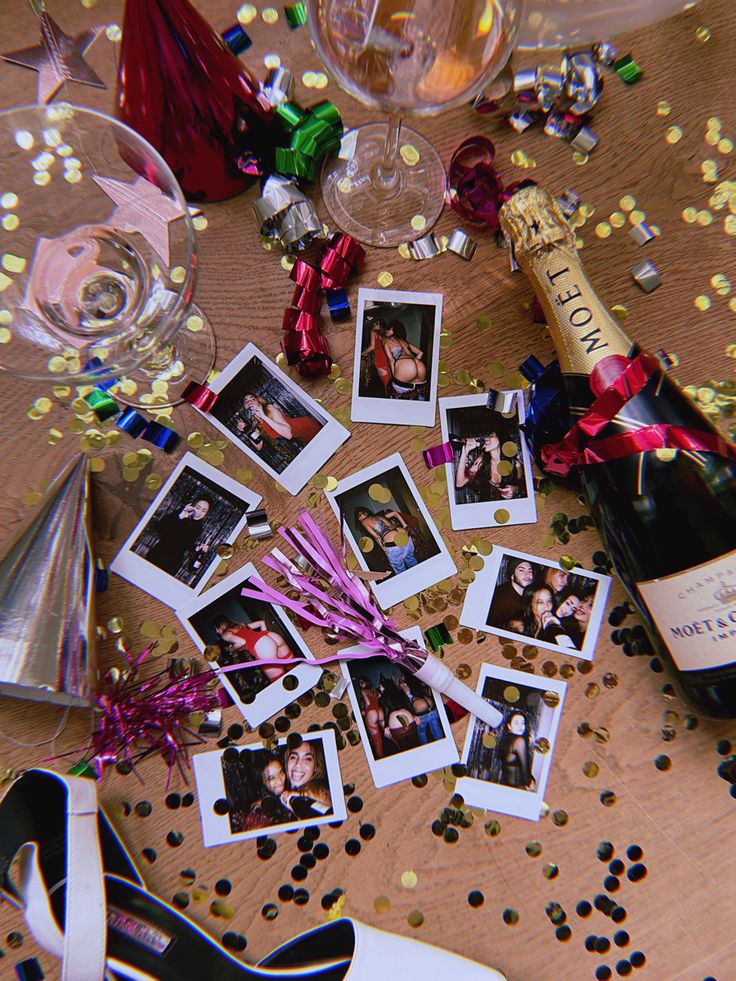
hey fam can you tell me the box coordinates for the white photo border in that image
[461,546,611,661]
[351,287,442,428]
[195,342,350,495]
[324,451,457,608]
[110,452,261,610]
[176,563,322,729]
[339,626,458,788]
[455,663,567,822]
[439,392,537,531]
[193,729,347,847]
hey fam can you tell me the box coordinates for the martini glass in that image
[308,0,521,247]
[0,103,214,408]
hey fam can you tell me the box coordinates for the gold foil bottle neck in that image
[499,185,576,265]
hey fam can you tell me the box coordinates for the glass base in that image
[112,303,216,410]
[320,123,447,248]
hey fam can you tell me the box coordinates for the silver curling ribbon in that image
[0,453,96,707]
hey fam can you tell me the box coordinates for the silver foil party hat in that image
[0,453,96,707]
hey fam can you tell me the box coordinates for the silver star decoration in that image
[93,176,187,268]
[1,12,105,104]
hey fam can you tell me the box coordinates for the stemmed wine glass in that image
[307,0,521,247]
[0,103,214,407]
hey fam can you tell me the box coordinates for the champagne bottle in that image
[499,185,736,718]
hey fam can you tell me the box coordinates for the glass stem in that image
[374,114,402,192]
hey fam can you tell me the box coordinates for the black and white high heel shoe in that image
[0,769,507,981]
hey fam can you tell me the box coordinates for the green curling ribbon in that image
[276,101,307,132]
[614,53,643,84]
[85,388,120,421]
[310,100,341,128]
[275,147,317,182]
[284,2,308,28]
[425,623,453,652]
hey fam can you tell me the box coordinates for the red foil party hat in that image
[117,0,274,202]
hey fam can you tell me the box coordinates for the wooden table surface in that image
[0,1,734,979]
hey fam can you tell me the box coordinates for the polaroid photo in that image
[340,626,458,788]
[176,563,322,728]
[193,729,347,847]
[455,664,566,821]
[461,546,611,661]
[439,393,537,531]
[324,451,457,608]
[195,342,350,495]
[110,453,261,609]
[351,287,442,427]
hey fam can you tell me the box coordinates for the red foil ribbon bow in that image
[448,136,519,229]
[541,353,736,476]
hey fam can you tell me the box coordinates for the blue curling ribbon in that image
[221,23,252,54]
[94,559,109,593]
[15,957,45,981]
[518,356,570,472]
[143,421,179,452]
[84,357,118,392]
[325,287,350,322]
[117,407,148,438]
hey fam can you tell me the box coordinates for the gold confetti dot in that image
[695,25,711,42]
[377,271,393,287]
[264,54,281,70]
[595,222,612,239]
[725,215,736,236]
[1,192,18,208]
[314,73,329,89]
[302,71,318,88]
[629,209,646,225]
[397,243,411,259]
[711,273,731,295]
[694,294,712,311]
[410,214,427,232]
[718,138,734,154]
[334,377,351,395]
[407,910,424,928]
[237,3,257,23]
[655,448,677,462]
[2,214,19,231]
[682,207,698,223]
[656,100,671,116]
[583,761,600,778]
[494,508,510,524]
[609,212,626,228]
[535,738,550,754]
[145,474,163,490]
[665,126,683,144]
[401,870,418,889]
[170,266,186,285]
[374,896,391,914]
[368,483,392,504]
[262,6,278,22]
[696,210,713,226]
[503,685,520,703]
[400,144,420,166]
[620,195,636,212]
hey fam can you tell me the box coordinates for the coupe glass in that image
[308,0,521,247]
[0,103,214,407]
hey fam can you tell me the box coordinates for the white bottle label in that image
[638,551,736,671]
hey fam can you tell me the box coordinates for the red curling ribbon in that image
[291,284,322,315]
[281,326,331,375]
[422,442,454,469]
[182,381,219,412]
[327,232,366,272]
[290,259,321,291]
[282,306,320,333]
[319,249,352,288]
[540,352,736,476]
[448,136,506,227]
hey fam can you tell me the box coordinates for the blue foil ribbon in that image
[221,23,252,54]
[15,958,45,981]
[325,287,350,321]
[117,407,148,438]
[84,357,118,392]
[143,421,179,452]
[518,355,570,472]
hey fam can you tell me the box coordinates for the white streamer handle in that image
[414,653,503,729]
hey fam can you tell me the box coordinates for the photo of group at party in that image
[348,656,446,761]
[221,735,334,834]
[131,467,250,588]
[486,554,599,652]
[446,402,528,504]
[184,577,306,703]
[210,354,326,474]
[358,296,437,402]
[464,676,553,793]
[336,465,441,578]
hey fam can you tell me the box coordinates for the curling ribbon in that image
[117,407,148,438]
[182,381,219,412]
[325,288,350,321]
[274,99,343,183]
[422,442,454,469]
[540,352,736,476]
[142,421,179,452]
[447,136,519,229]
[84,388,120,422]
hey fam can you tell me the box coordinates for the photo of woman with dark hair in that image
[281,740,333,818]
[498,711,536,790]
[360,318,392,395]
[144,496,212,578]
[520,584,577,649]
[356,675,385,758]
[382,319,428,400]
[455,433,523,502]
[354,503,418,576]
[236,393,321,448]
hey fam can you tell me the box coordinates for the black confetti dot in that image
[347,796,363,813]
[321,889,343,910]
[293,888,310,906]
[313,843,330,860]
[443,827,459,844]
[120,801,132,817]
[629,952,646,968]
[259,723,275,739]
[596,938,611,954]
[431,820,444,837]
[141,848,156,864]
[594,895,615,914]
[649,657,663,673]
[300,853,317,870]
[297,836,313,853]
[451,763,468,777]
[286,733,304,750]
[546,902,566,925]
[502,909,519,925]
[217,738,232,749]
[412,774,428,788]
[555,925,571,942]
[717,739,732,756]
[604,876,620,892]
[285,702,301,719]
[135,801,152,817]
[468,890,484,908]
[116,761,133,776]
[611,907,627,924]
[654,754,671,771]
[172,892,189,909]
[166,831,184,847]
[345,839,361,856]
[181,792,195,807]
[262,904,278,921]
[165,793,181,810]
[275,716,291,733]
[585,935,598,952]
[7,932,23,949]
[282,674,298,691]
[304,826,320,840]
[215,879,232,896]
[576,901,592,918]
[614,931,630,948]
[595,968,612,981]
[228,724,244,740]
[609,859,625,876]
[223,747,239,764]
[342,782,355,796]
[291,865,308,881]
[278,884,294,902]
[359,823,376,841]
[180,869,196,883]
[213,798,230,815]
[627,863,647,882]
[616,960,632,976]
[328,820,344,830]
[257,839,277,860]
[597,842,615,861]
[222,932,247,952]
